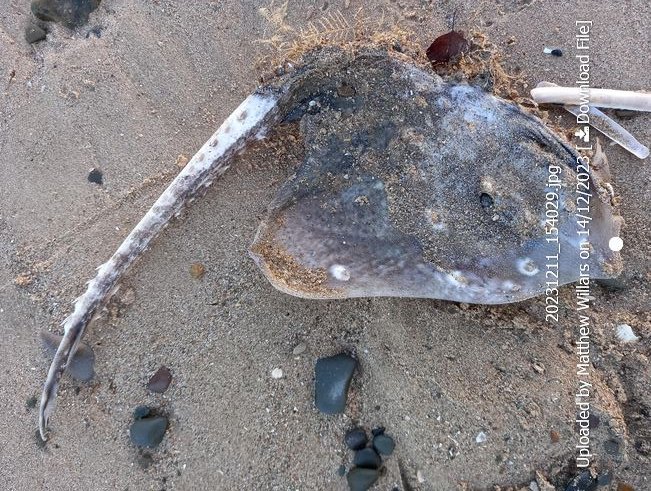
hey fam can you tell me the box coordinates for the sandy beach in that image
[1,1,649,489]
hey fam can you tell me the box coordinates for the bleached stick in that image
[537,82,649,159]
[531,86,651,112]
[39,90,281,440]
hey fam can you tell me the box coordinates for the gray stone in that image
[344,427,368,450]
[314,353,357,414]
[25,23,46,43]
[129,416,168,448]
[353,448,381,469]
[31,0,100,28]
[346,467,379,491]
[373,434,395,456]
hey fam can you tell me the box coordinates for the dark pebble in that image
[353,448,381,469]
[337,464,346,476]
[551,48,563,57]
[129,416,168,448]
[597,472,612,486]
[373,434,395,456]
[344,427,368,450]
[25,22,47,43]
[147,366,172,393]
[26,395,38,409]
[314,353,357,414]
[371,426,385,437]
[31,0,101,28]
[133,405,151,420]
[564,471,598,491]
[347,467,379,491]
[87,168,103,185]
[41,331,95,381]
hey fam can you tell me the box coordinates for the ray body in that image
[39,47,622,438]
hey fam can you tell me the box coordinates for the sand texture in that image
[1,1,649,489]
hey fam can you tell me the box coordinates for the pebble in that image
[337,464,346,477]
[475,431,487,444]
[87,168,103,185]
[346,467,379,491]
[353,448,381,469]
[129,415,168,448]
[147,366,172,393]
[371,426,385,437]
[292,342,307,356]
[25,22,47,43]
[26,395,38,409]
[189,262,205,279]
[41,331,95,381]
[616,324,639,343]
[372,434,395,456]
[271,368,283,379]
[564,471,598,491]
[543,47,563,57]
[314,353,357,414]
[133,405,151,420]
[31,0,101,28]
[344,427,368,450]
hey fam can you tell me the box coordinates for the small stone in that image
[371,426,385,437]
[271,368,283,379]
[133,405,151,420]
[372,434,395,456]
[147,366,172,393]
[292,342,307,356]
[31,0,101,28]
[129,416,168,448]
[344,427,368,450]
[353,448,381,469]
[550,429,560,443]
[314,353,357,414]
[564,471,598,491]
[616,324,639,343]
[26,395,38,409]
[41,331,95,381]
[25,22,47,43]
[190,262,205,279]
[475,431,487,443]
[176,154,189,168]
[337,464,346,476]
[346,467,379,491]
[87,168,103,185]
[543,47,563,57]
[617,483,635,491]
[597,472,612,486]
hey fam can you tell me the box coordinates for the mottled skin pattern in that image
[250,49,622,303]
[39,47,622,438]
